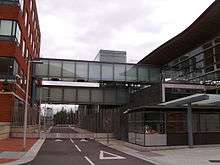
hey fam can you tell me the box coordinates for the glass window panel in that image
[50,88,62,102]
[138,66,149,82]
[62,61,75,78]
[91,89,103,103]
[0,57,14,77]
[16,24,21,44]
[76,62,88,81]
[63,88,76,102]
[35,60,48,77]
[0,20,13,36]
[126,65,137,82]
[150,68,161,82]
[89,63,101,81]
[77,89,90,103]
[102,63,113,81]
[49,61,62,77]
[114,64,126,81]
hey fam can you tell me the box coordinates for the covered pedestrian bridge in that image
[33,58,161,105]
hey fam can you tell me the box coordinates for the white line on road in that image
[70,138,74,144]
[75,144,82,152]
[84,156,95,165]
[70,138,82,152]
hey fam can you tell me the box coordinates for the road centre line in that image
[70,138,82,152]
[84,156,95,165]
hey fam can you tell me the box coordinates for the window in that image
[193,113,220,133]
[28,23,30,37]
[0,20,13,36]
[0,57,17,78]
[30,0,32,11]
[25,48,29,59]
[0,20,21,43]
[19,0,24,12]
[24,11,28,27]
[22,40,25,57]
[32,11,35,22]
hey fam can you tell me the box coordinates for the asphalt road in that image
[24,126,154,165]
[25,139,154,165]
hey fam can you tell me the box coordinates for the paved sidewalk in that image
[0,138,37,164]
[99,139,220,165]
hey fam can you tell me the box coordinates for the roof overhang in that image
[139,1,220,66]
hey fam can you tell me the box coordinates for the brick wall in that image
[0,94,13,122]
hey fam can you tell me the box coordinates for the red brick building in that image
[0,0,41,139]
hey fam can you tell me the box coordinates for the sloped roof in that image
[139,0,220,66]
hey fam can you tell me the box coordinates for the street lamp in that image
[23,59,43,151]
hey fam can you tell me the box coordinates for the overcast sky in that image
[37,0,215,63]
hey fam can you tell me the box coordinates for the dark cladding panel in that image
[91,89,103,103]
[104,89,116,104]
[49,88,63,102]
[63,88,76,103]
[77,88,90,103]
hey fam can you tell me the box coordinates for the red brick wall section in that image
[0,94,13,122]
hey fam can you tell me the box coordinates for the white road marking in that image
[54,139,63,142]
[99,150,126,160]
[84,156,95,165]
[70,138,74,144]
[75,144,82,152]
[70,138,82,152]
[80,139,88,142]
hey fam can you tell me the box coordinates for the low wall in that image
[129,132,167,146]
[0,122,10,139]
[10,125,38,133]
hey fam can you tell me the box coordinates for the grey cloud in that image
[36,0,215,61]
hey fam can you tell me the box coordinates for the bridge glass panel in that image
[91,89,103,103]
[49,61,62,77]
[76,62,88,81]
[62,61,75,80]
[114,64,126,81]
[149,67,161,82]
[77,89,90,103]
[63,88,76,102]
[102,63,113,81]
[49,88,62,102]
[89,63,101,81]
[126,65,138,82]
[35,60,48,77]
[138,66,149,82]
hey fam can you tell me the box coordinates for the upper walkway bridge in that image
[32,58,161,105]
[33,58,161,84]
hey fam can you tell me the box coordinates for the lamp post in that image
[23,59,43,151]
[38,87,42,135]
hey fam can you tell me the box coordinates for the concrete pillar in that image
[187,103,194,147]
